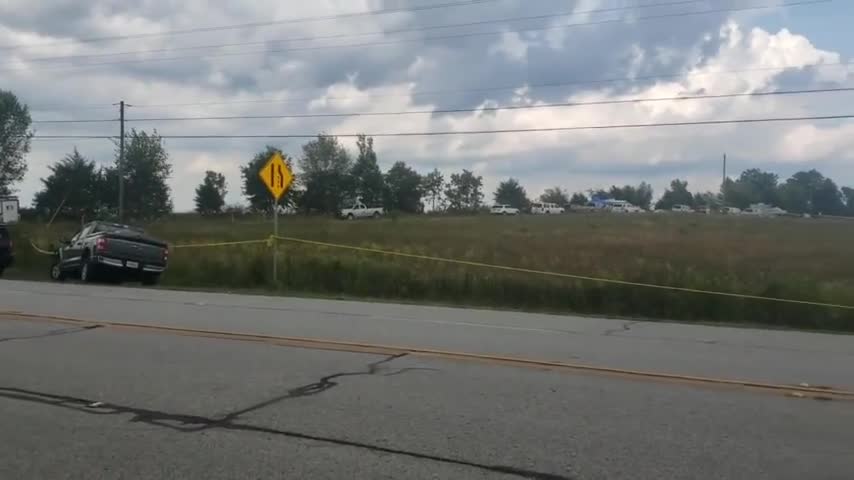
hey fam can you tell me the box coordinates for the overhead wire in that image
[24,113,854,140]
[128,61,854,109]
[0,0,503,51]
[29,87,854,124]
[0,1,830,74]
[28,59,854,113]
[7,0,707,66]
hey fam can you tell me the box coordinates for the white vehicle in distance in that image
[721,206,742,215]
[672,204,693,213]
[340,202,384,220]
[531,202,565,214]
[605,199,642,213]
[490,204,520,215]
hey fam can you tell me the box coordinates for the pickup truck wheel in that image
[50,261,66,282]
[347,214,355,220]
[372,212,381,219]
[80,260,98,283]
[141,273,160,286]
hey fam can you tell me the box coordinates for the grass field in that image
[7,213,854,331]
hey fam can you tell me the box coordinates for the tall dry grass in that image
[8,213,854,330]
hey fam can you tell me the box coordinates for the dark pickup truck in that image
[50,221,168,285]
[0,224,13,277]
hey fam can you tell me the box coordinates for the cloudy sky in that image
[2,0,853,210]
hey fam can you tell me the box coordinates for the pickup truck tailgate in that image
[105,238,165,264]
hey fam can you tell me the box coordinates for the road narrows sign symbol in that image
[259,152,294,201]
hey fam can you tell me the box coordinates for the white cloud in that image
[489,31,530,62]
[2,2,854,211]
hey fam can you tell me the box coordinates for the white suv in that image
[531,202,565,215]
[490,205,520,215]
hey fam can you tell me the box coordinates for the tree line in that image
[25,131,491,219]
[21,130,854,220]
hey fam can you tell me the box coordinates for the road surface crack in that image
[0,382,572,480]
[0,325,101,343]
[220,353,438,421]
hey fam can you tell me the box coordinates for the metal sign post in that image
[273,200,279,282]
[258,152,294,285]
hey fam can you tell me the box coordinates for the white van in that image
[531,202,564,215]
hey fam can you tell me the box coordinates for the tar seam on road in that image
[1,311,850,401]
[0,354,569,480]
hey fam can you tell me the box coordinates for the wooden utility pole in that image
[118,100,125,222]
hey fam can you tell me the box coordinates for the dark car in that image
[0,224,13,277]
[50,221,169,285]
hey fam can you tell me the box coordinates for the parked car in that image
[742,203,787,217]
[0,224,13,277]
[721,206,742,215]
[340,202,384,220]
[531,202,564,215]
[490,204,520,215]
[672,204,693,213]
[605,200,643,213]
[50,221,169,285]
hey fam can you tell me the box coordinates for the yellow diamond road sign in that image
[259,152,294,201]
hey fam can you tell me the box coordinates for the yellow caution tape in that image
[29,240,56,256]
[171,239,269,249]
[32,231,854,311]
[273,235,854,311]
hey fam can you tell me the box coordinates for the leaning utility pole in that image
[118,100,125,222]
[722,153,727,186]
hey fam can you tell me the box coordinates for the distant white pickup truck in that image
[341,202,384,220]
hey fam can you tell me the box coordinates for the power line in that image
[29,87,854,124]
[0,0,501,52]
[130,60,854,109]
[29,59,853,114]
[8,0,706,66]
[26,113,854,139]
[1,1,828,74]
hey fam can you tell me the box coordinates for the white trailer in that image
[0,197,19,224]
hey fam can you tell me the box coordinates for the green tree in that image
[540,186,569,206]
[722,169,779,208]
[33,148,103,219]
[298,135,352,213]
[350,135,385,205]
[0,90,32,195]
[445,169,483,212]
[655,179,693,210]
[777,170,844,215]
[194,171,227,215]
[812,178,845,215]
[108,130,173,219]
[609,182,653,209]
[384,161,423,213]
[422,168,445,211]
[493,178,529,209]
[569,192,588,205]
[241,146,297,212]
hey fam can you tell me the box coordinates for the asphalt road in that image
[1,279,854,479]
